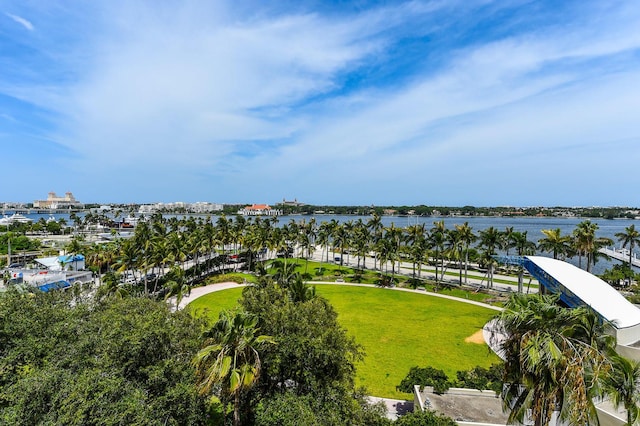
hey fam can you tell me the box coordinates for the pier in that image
[1,208,84,215]
[598,246,640,268]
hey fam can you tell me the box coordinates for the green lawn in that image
[187,284,500,399]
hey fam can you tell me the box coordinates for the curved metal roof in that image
[526,256,640,329]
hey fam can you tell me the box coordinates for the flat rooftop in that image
[417,387,508,425]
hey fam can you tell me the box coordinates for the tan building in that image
[237,204,282,216]
[34,192,84,209]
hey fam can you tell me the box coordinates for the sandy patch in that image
[465,329,485,344]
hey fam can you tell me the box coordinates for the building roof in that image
[35,255,85,270]
[245,204,271,210]
[526,256,640,329]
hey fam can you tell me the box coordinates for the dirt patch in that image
[464,329,485,344]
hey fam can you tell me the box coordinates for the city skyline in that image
[2,1,640,206]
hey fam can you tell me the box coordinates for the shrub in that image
[397,366,451,394]
[394,409,456,425]
[455,364,504,392]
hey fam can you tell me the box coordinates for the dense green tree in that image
[397,366,451,394]
[0,290,208,425]
[254,390,391,426]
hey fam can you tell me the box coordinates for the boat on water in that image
[0,213,33,226]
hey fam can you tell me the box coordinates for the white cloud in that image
[3,0,640,204]
[5,12,34,31]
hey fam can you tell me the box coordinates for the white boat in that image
[0,214,33,225]
[9,213,33,224]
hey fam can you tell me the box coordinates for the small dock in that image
[598,247,640,268]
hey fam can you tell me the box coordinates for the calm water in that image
[20,212,640,274]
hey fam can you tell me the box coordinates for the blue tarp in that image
[38,280,71,292]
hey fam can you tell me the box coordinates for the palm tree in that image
[65,235,85,271]
[405,223,426,280]
[538,228,571,260]
[317,221,333,264]
[478,226,501,288]
[615,224,640,270]
[287,274,316,303]
[384,224,403,278]
[502,226,515,256]
[164,266,189,311]
[512,231,536,293]
[496,293,614,426]
[604,354,640,426]
[351,219,371,270]
[455,222,476,284]
[331,222,348,267]
[429,221,447,282]
[193,309,274,426]
[572,220,612,272]
[367,213,384,269]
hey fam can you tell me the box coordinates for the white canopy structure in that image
[526,256,640,333]
[497,255,640,352]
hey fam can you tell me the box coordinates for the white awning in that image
[526,256,640,329]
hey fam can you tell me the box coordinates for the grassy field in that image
[186,284,500,399]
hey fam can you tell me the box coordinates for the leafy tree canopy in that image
[0,289,208,425]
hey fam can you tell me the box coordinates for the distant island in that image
[2,200,639,220]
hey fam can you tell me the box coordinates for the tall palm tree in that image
[384,224,403,278]
[405,223,426,280]
[605,354,640,426]
[351,219,370,270]
[502,226,515,256]
[193,309,274,426]
[496,293,614,426]
[317,221,333,264]
[538,228,571,260]
[455,222,476,284]
[478,226,500,288]
[429,220,447,282]
[331,222,348,267]
[512,231,536,293]
[367,213,384,269]
[572,220,613,272]
[164,266,189,311]
[616,224,640,270]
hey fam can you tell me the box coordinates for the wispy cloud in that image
[1,0,640,205]
[5,12,34,31]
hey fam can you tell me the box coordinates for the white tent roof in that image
[35,256,63,271]
[526,256,640,329]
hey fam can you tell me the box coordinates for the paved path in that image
[176,281,247,310]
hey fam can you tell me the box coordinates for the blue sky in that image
[2,0,640,206]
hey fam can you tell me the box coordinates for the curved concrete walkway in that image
[176,281,247,310]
